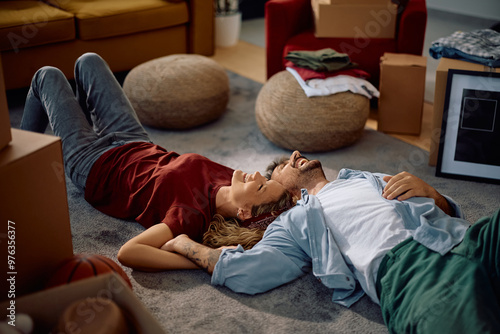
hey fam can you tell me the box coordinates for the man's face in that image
[270,151,324,194]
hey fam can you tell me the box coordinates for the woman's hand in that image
[161,234,190,252]
[118,227,199,271]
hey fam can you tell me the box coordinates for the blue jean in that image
[20,53,151,191]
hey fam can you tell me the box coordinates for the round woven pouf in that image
[256,71,369,152]
[123,54,229,129]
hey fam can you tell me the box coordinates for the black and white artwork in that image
[437,70,500,184]
[454,88,500,166]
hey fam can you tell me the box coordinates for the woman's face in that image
[230,170,285,215]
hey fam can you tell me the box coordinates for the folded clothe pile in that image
[285,48,357,72]
[429,29,500,67]
[285,48,379,99]
[285,61,370,81]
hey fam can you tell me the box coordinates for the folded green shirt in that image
[285,48,357,72]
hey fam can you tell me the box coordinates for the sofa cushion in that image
[0,1,75,52]
[45,0,189,40]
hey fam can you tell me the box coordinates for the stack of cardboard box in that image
[0,57,74,299]
[311,0,398,38]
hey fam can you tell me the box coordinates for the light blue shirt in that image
[211,169,470,307]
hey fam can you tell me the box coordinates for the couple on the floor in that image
[21,53,500,334]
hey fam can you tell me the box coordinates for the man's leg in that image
[74,53,150,141]
[452,209,500,304]
[377,238,500,334]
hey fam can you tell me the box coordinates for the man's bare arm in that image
[162,234,222,274]
[382,172,455,216]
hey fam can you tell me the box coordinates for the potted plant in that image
[214,0,241,47]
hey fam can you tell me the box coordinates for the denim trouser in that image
[20,53,151,191]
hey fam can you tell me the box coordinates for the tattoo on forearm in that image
[181,243,221,273]
[206,249,221,272]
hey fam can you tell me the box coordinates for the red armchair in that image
[265,0,427,85]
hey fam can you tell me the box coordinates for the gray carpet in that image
[8,71,500,334]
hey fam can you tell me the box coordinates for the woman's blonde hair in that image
[202,215,265,250]
[202,191,293,250]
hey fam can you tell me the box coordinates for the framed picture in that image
[436,69,500,184]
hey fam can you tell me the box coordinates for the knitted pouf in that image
[255,71,369,152]
[123,54,229,129]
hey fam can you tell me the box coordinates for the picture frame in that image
[436,69,500,184]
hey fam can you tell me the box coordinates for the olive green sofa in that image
[0,0,214,90]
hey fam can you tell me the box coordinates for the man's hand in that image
[382,172,454,216]
[382,172,436,201]
[161,234,222,274]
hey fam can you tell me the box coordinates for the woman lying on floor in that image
[20,52,293,271]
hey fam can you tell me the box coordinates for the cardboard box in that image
[428,57,500,166]
[312,0,398,38]
[0,56,12,151]
[0,129,73,299]
[0,273,166,333]
[378,53,427,134]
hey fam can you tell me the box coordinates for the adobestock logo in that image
[6,0,72,54]
[338,2,402,55]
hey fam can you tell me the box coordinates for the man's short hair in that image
[265,156,288,180]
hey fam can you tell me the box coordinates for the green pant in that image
[376,209,500,334]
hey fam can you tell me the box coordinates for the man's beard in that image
[292,160,326,191]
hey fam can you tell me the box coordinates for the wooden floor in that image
[210,41,433,152]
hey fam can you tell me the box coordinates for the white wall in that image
[427,0,500,21]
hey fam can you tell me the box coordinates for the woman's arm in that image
[164,233,307,296]
[117,224,199,271]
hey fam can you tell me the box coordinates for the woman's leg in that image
[20,82,50,134]
[20,66,112,190]
[20,65,97,151]
[74,53,150,141]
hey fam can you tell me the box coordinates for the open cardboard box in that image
[312,0,397,38]
[0,273,166,333]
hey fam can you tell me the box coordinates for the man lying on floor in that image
[164,150,500,334]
